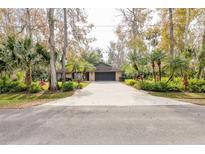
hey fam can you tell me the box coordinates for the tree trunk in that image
[25,65,32,86]
[197,65,203,79]
[62,8,68,83]
[152,61,156,82]
[197,30,205,79]
[184,8,190,49]
[26,8,32,39]
[167,70,175,83]
[158,61,161,81]
[48,8,57,91]
[169,8,174,57]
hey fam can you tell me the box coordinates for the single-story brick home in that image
[57,62,122,81]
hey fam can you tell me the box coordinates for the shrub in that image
[9,82,27,92]
[134,80,182,92]
[0,76,28,93]
[166,81,183,92]
[77,83,83,89]
[62,82,74,91]
[29,83,42,93]
[125,79,137,86]
[119,74,127,82]
[188,79,205,93]
[73,82,78,89]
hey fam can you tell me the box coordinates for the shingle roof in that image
[94,62,121,72]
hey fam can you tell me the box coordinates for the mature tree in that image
[107,26,127,68]
[184,8,190,48]
[48,8,57,91]
[61,8,68,83]
[169,8,174,57]
[118,8,150,73]
[120,8,149,52]
[82,49,103,65]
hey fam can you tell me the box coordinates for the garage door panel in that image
[95,72,115,81]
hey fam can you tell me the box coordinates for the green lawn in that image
[0,81,90,109]
[0,91,74,108]
[149,92,205,105]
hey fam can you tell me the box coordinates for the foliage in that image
[0,35,49,86]
[0,36,21,74]
[134,80,183,92]
[62,82,75,91]
[125,79,137,86]
[77,83,84,89]
[122,63,138,79]
[82,49,103,65]
[32,66,48,81]
[29,83,42,93]
[9,82,28,93]
[188,79,205,93]
[125,77,205,93]
[0,76,28,93]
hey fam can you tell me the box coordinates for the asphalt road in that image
[1,105,205,144]
[0,82,205,144]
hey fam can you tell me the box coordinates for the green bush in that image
[0,76,28,93]
[125,79,137,86]
[188,79,205,93]
[62,82,74,91]
[77,83,83,89]
[9,82,27,92]
[134,80,182,92]
[73,82,78,89]
[119,74,127,82]
[29,83,42,93]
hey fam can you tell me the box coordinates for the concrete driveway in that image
[44,81,190,106]
[1,82,205,144]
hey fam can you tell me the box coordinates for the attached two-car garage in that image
[95,72,116,81]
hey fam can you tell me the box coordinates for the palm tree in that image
[79,61,96,80]
[150,52,157,82]
[128,50,139,79]
[152,49,166,81]
[166,56,189,83]
[0,36,50,85]
[17,37,36,86]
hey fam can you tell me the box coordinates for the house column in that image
[89,72,95,81]
[115,71,121,81]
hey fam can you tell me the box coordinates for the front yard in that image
[149,92,205,105]
[0,81,89,109]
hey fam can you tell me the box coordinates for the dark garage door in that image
[95,72,115,81]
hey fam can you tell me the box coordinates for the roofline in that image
[94,62,112,67]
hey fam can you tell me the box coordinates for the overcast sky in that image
[86,8,121,59]
[86,9,160,59]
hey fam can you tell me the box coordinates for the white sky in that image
[86,8,121,59]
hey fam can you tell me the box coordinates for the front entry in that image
[95,72,115,81]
